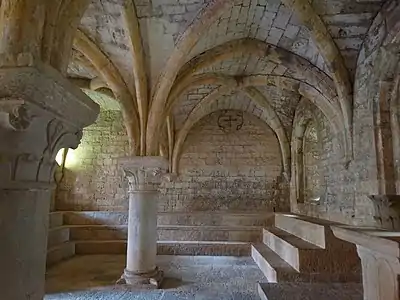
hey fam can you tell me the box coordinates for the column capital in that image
[0,63,99,190]
[368,195,400,230]
[120,156,169,192]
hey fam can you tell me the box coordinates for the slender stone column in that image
[118,156,168,288]
[0,64,99,300]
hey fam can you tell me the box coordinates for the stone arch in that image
[355,0,400,195]
[172,87,289,177]
[122,0,148,155]
[73,29,139,154]
[146,0,233,155]
[280,0,352,138]
[290,98,327,212]
[148,37,344,155]
[0,0,48,66]
[163,39,351,160]
[170,73,348,160]
[243,75,349,161]
[43,0,91,73]
[176,38,338,101]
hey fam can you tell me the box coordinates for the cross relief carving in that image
[217,110,244,133]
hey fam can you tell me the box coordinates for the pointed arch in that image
[172,86,290,177]
[74,30,140,154]
[146,0,234,155]
[123,0,148,155]
[281,0,353,150]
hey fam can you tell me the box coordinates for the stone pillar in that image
[0,64,99,300]
[118,156,168,288]
[332,225,400,300]
[357,245,400,300]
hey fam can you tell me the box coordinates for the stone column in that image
[357,245,400,300]
[118,156,168,288]
[0,64,99,300]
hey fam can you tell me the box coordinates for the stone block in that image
[48,212,64,229]
[47,242,75,267]
[47,227,70,250]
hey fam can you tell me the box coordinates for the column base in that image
[116,267,164,289]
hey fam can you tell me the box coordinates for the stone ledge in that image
[74,240,251,256]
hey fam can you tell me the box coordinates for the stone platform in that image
[47,211,274,265]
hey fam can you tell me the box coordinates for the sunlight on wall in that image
[55,148,79,169]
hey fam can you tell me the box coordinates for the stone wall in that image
[55,109,289,213]
[291,99,358,225]
[55,110,129,211]
[160,111,290,212]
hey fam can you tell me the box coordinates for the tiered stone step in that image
[258,282,363,300]
[59,211,272,256]
[47,212,75,267]
[63,211,274,227]
[252,214,361,284]
[67,225,262,242]
[75,240,251,256]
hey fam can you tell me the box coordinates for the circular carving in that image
[217,110,244,133]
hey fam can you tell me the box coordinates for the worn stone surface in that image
[2,0,400,298]
[258,282,363,300]
[45,255,264,300]
[162,111,289,212]
[332,225,400,300]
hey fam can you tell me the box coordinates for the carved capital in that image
[120,157,169,192]
[368,195,400,230]
[0,97,34,130]
[0,64,99,189]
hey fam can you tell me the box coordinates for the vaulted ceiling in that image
[66,0,387,157]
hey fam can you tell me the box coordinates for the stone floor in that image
[45,255,265,299]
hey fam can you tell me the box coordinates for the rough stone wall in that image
[56,110,129,211]
[292,99,358,225]
[346,0,400,228]
[160,110,289,212]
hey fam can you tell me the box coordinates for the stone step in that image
[258,282,363,300]
[48,212,63,229]
[68,225,262,242]
[158,212,274,227]
[263,227,323,272]
[274,214,328,248]
[251,243,300,283]
[46,241,75,267]
[47,226,70,249]
[251,244,359,283]
[62,211,274,227]
[74,240,251,256]
[273,214,361,275]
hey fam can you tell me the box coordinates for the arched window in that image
[303,121,323,203]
